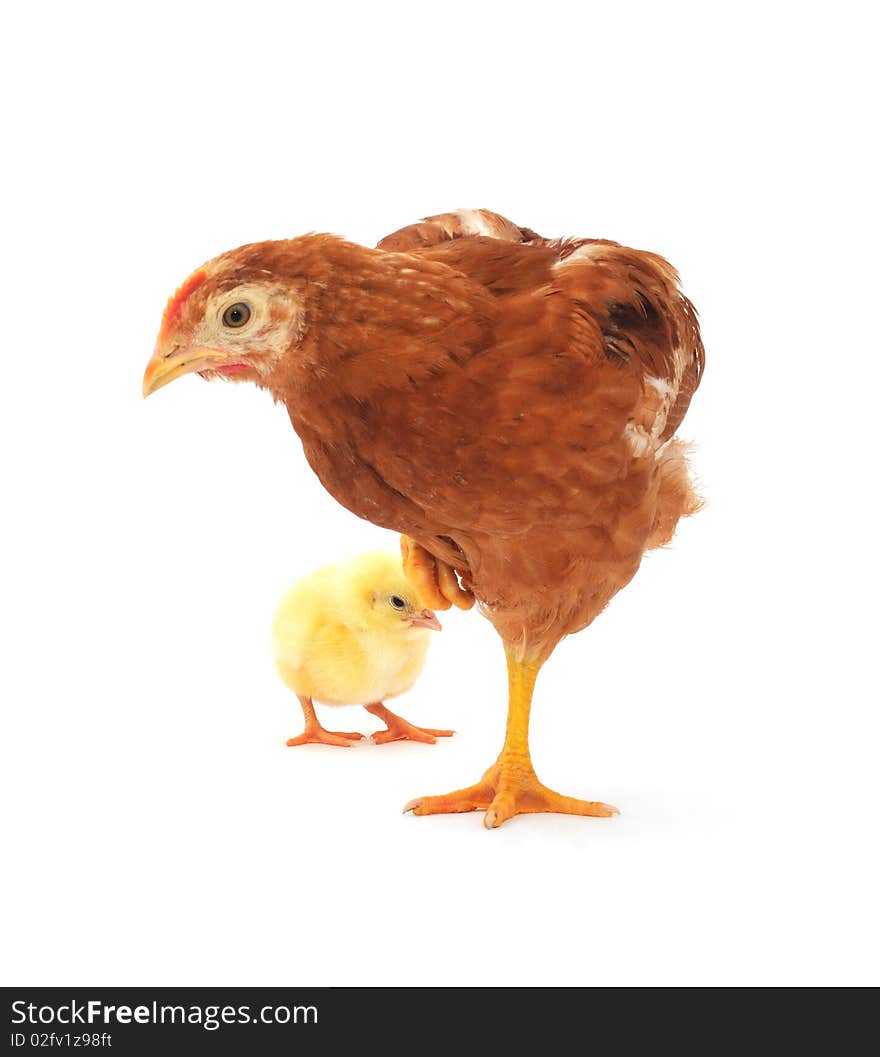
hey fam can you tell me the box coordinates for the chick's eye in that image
[389,596,406,609]
[222,302,251,328]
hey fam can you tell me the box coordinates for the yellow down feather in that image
[272,551,435,707]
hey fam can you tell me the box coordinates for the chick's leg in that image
[365,703,454,745]
[286,696,365,748]
[404,647,618,827]
[400,536,474,611]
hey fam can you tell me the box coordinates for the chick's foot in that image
[365,703,454,745]
[286,695,364,747]
[404,760,618,827]
[286,728,364,748]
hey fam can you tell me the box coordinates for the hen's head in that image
[142,243,306,397]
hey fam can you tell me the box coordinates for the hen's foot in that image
[286,727,364,748]
[404,761,618,828]
[400,536,474,611]
[482,782,619,829]
[365,703,454,745]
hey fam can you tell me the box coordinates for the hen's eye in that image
[389,596,406,609]
[222,302,251,328]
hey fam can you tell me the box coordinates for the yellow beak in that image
[142,345,232,398]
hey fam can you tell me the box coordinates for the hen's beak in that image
[410,609,442,631]
[142,344,232,398]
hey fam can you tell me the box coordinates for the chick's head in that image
[343,552,442,636]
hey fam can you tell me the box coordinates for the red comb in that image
[159,268,207,338]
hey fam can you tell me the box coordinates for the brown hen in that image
[143,208,704,828]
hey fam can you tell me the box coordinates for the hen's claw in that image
[400,536,474,611]
[481,786,619,828]
[404,769,618,827]
[404,781,493,815]
[435,556,475,610]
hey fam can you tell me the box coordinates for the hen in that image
[143,208,704,828]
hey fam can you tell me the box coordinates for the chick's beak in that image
[410,609,442,631]
[142,343,233,398]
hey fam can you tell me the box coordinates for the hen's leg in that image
[404,647,618,827]
[286,695,365,748]
[400,536,474,611]
[365,703,454,745]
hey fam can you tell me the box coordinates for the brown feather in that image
[160,210,704,664]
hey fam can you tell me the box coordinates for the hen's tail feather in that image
[646,440,703,550]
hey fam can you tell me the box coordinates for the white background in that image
[2,1,877,987]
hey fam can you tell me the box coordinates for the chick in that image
[273,551,451,747]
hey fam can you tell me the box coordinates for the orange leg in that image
[400,536,474,611]
[286,695,365,748]
[404,647,618,828]
[365,703,454,745]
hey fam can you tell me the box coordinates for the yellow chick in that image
[272,551,451,747]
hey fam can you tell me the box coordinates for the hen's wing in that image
[544,239,705,447]
[378,210,703,444]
